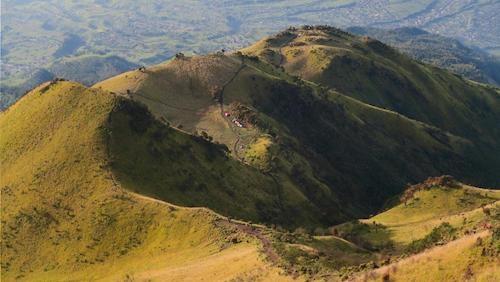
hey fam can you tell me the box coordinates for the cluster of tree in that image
[405,222,456,254]
[174,52,185,59]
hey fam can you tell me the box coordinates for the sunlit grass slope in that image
[340,177,500,251]
[357,231,499,282]
[0,81,290,281]
[272,233,377,279]
[268,177,499,281]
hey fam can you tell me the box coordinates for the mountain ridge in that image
[1,25,499,281]
[0,80,291,281]
[2,80,498,281]
[93,48,497,226]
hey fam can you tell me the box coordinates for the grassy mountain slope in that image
[0,81,289,281]
[269,177,499,280]
[2,26,499,281]
[1,81,498,281]
[356,230,499,282]
[347,27,500,86]
[241,26,500,145]
[372,179,498,247]
[106,95,327,227]
[333,177,499,252]
[96,41,497,221]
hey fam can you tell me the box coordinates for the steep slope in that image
[355,230,499,282]
[96,43,497,219]
[269,177,500,280]
[241,26,500,146]
[347,27,500,86]
[3,25,499,282]
[106,94,330,227]
[333,176,499,252]
[368,177,499,245]
[0,81,289,281]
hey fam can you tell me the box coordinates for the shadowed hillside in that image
[0,81,291,281]
[242,26,500,145]
[97,29,499,219]
[106,97,331,227]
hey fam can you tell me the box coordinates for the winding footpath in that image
[217,58,247,160]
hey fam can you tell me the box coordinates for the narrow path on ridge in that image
[223,56,286,208]
[130,191,280,265]
[218,57,247,160]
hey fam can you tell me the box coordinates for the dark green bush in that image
[405,222,456,254]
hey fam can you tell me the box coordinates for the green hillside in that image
[242,26,500,143]
[242,26,500,185]
[2,83,496,280]
[2,26,499,281]
[0,81,292,281]
[96,28,499,220]
[48,55,138,86]
[347,177,500,281]
[354,176,499,250]
[270,176,500,280]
